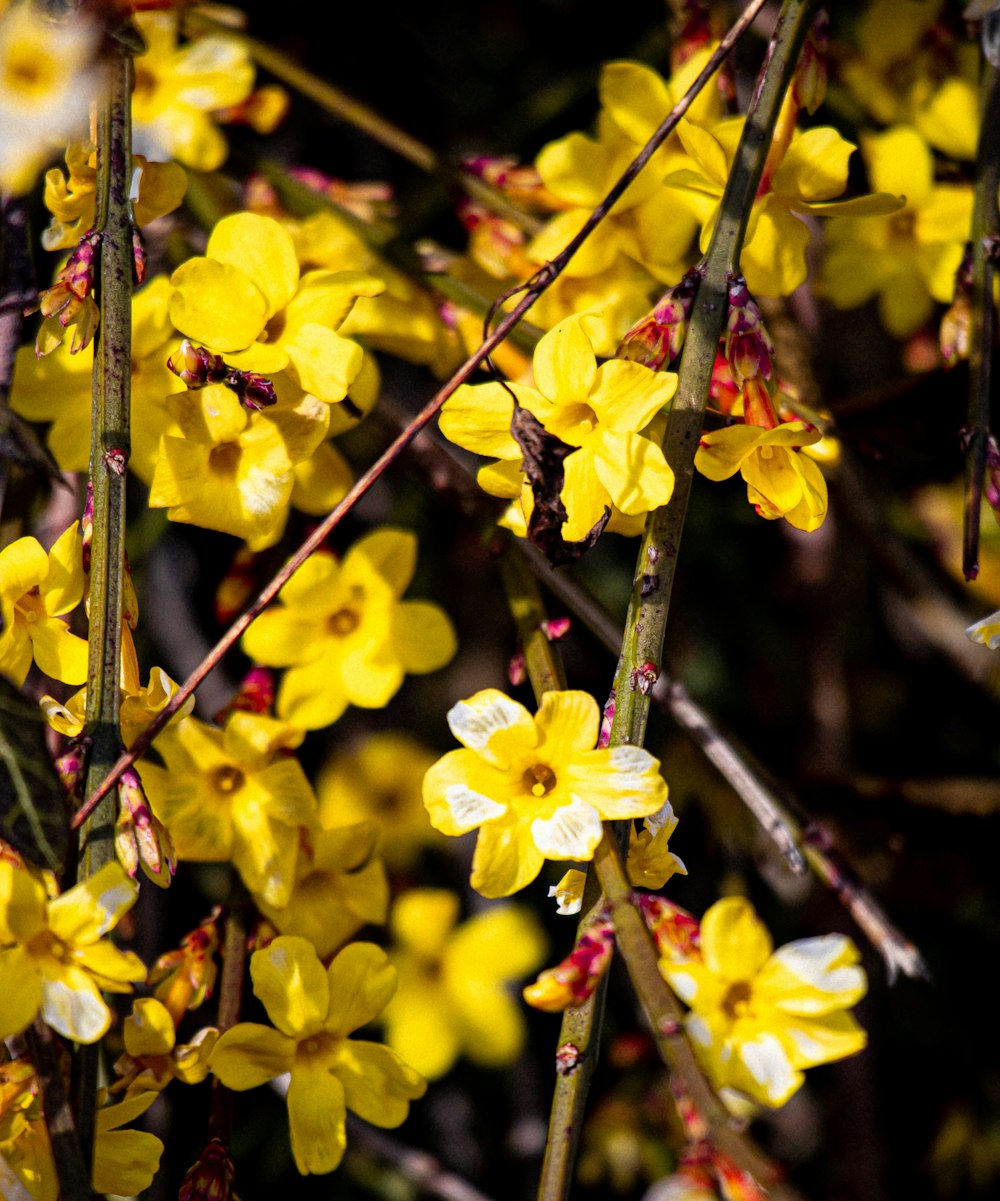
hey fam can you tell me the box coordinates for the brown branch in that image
[25,1020,90,1201]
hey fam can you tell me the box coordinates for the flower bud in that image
[618,270,701,369]
[637,894,700,963]
[523,916,615,1012]
[166,340,227,388]
[116,767,176,888]
[179,1138,236,1201]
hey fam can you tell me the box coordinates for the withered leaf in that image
[510,401,608,566]
[0,675,69,871]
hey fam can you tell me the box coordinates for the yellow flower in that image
[441,314,676,542]
[131,11,255,171]
[665,116,902,296]
[254,822,390,960]
[383,889,546,1079]
[40,664,191,748]
[315,731,444,869]
[423,689,668,898]
[626,800,687,891]
[817,126,973,337]
[0,4,97,194]
[242,527,457,731]
[147,380,331,550]
[0,860,145,1043]
[169,212,383,403]
[0,1065,162,1201]
[695,419,828,533]
[0,524,88,687]
[116,997,218,1096]
[210,937,426,1175]
[659,897,867,1107]
[42,142,187,251]
[10,275,184,484]
[140,711,317,908]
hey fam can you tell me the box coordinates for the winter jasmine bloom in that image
[169,212,383,403]
[0,524,88,687]
[254,822,390,960]
[315,731,443,869]
[130,10,256,171]
[148,380,331,549]
[11,275,184,484]
[140,711,317,908]
[695,419,828,533]
[115,997,217,1096]
[423,688,668,897]
[42,142,187,251]
[627,800,687,890]
[659,897,867,1107]
[243,527,457,730]
[0,3,97,194]
[817,125,973,337]
[383,889,546,1078]
[441,314,677,542]
[0,860,145,1044]
[210,937,426,1175]
[665,116,902,296]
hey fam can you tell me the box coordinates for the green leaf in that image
[0,676,69,872]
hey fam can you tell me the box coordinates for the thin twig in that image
[208,883,249,1143]
[963,57,1000,580]
[345,1117,500,1201]
[72,0,767,831]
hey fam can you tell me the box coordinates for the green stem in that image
[208,883,249,1143]
[964,60,1000,580]
[74,43,135,1170]
[495,545,605,1201]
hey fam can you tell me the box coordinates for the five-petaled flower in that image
[383,889,546,1078]
[0,524,89,687]
[0,860,146,1044]
[209,937,426,1175]
[422,688,668,897]
[695,419,828,533]
[440,314,677,541]
[659,896,867,1107]
[242,527,457,730]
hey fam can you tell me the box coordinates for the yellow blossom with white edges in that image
[0,524,88,687]
[243,527,457,731]
[627,800,687,891]
[140,711,317,909]
[209,937,426,1175]
[0,860,145,1044]
[423,689,668,898]
[383,889,546,1079]
[441,313,676,542]
[659,896,867,1107]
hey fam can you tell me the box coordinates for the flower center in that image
[296,1031,335,1063]
[211,765,245,796]
[890,208,917,241]
[209,441,241,479]
[261,310,287,343]
[132,65,157,104]
[327,607,360,637]
[722,980,753,1021]
[522,762,557,798]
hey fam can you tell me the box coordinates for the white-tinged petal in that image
[530,797,603,861]
[446,689,537,768]
[736,1031,802,1106]
[441,785,507,831]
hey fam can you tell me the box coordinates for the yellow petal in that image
[470,813,545,899]
[206,213,299,318]
[700,897,773,980]
[47,862,138,944]
[169,258,267,352]
[0,945,42,1037]
[331,1039,426,1127]
[210,1022,296,1088]
[422,748,510,835]
[38,960,111,1043]
[287,1059,347,1175]
[324,942,397,1037]
[445,689,538,769]
[251,936,329,1038]
[532,315,598,405]
[391,601,457,674]
[124,997,176,1057]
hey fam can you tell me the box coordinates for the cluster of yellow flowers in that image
[9,0,976,1191]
